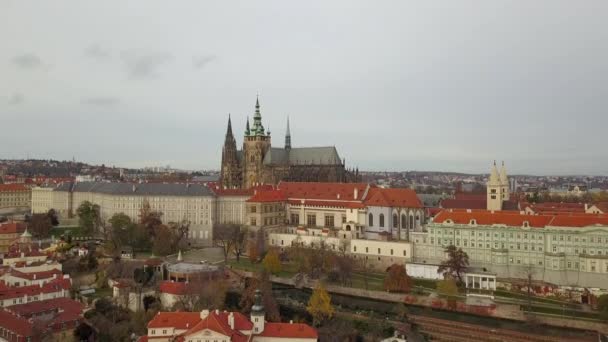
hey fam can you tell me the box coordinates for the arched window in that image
[401,214,407,228]
[409,215,414,228]
[368,213,374,226]
[379,214,385,227]
[393,214,398,228]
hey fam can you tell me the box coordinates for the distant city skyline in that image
[2,1,607,175]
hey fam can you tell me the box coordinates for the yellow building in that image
[0,184,31,210]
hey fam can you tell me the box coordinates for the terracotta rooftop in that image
[147,312,201,329]
[7,297,83,317]
[0,222,26,235]
[278,181,369,201]
[364,187,423,208]
[258,322,318,339]
[0,184,29,192]
[434,209,608,229]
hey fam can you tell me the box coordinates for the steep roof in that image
[147,312,201,329]
[433,210,553,228]
[433,209,608,229]
[182,311,250,341]
[54,182,214,197]
[247,189,287,203]
[263,146,341,165]
[0,310,33,337]
[7,297,84,317]
[0,184,29,192]
[258,322,318,339]
[278,182,369,201]
[0,222,26,235]
[364,188,423,208]
[440,198,487,210]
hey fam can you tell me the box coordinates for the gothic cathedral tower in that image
[243,97,271,188]
[220,115,241,188]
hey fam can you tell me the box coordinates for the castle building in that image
[221,98,358,189]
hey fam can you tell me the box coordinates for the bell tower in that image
[487,161,504,211]
[243,96,271,188]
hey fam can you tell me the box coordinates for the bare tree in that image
[213,223,244,263]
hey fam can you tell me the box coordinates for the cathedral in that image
[220,98,358,188]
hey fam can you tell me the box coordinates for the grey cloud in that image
[82,97,121,106]
[85,45,111,60]
[8,93,24,105]
[12,53,43,69]
[120,51,172,79]
[193,55,216,69]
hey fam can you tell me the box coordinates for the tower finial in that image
[226,114,233,136]
[285,116,291,150]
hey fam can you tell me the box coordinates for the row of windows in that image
[353,245,407,256]
[369,213,420,228]
[432,228,608,245]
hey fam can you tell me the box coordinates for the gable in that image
[185,328,230,342]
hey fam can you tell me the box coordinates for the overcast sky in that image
[1,1,607,175]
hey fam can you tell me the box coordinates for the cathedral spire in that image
[252,96,265,136]
[245,116,250,136]
[285,116,291,150]
[226,114,233,137]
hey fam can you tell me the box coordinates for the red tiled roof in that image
[158,281,199,295]
[258,322,318,339]
[0,309,33,337]
[433,209,608,229]
[0,278,70,300]
[0,222,26,235]
[247,189,287,203]
[550,215,608,227]
[182,311,248,341]
[278,182,369,201]
[364,187,423,208]
[8,269,63,281]
[147,312,201,329]
[453,193,486,201]
[287,199,365,209]
[433,210,553,228]
[7,297,83,317]
[0,184,29,192]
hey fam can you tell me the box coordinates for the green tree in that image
[262,248,282,275]
[383,264,412,293]
[152,224,175,256]
[598,294,608,320]
[437,245,469,284]
[28,213,52,238]
[106,213,134,256]
[77,201,101,235]
[307,282,334,326]
[437,277,459,310]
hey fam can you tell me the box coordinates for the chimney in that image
[337,193,340,199]
[354,188,358,200]
[228,312,235,329]
[200,309,209,319]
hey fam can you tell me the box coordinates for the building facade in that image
[413,210,608,288]
[220,98,359,189]
[32,182,216,246]
[0,184,31,211]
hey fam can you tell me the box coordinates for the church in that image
[220,98,359,188]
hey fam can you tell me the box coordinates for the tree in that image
[597,294,608,321]
[437,245,469,284]
[152,225,175,256]
[307,282,334,326]
[47,209,59,226]
[77,201,101,235]
[213,223,243,263]
[167,219,190,252]
[437,277,459,310]
[106,213,134,257]
[247,241,259,262]
[240,272,280,322]
[139,200,163,237]
[383,264,412,293]
[28,213,52,238]
[262,248,282,275]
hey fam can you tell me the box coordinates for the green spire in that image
[251,96,266,136]
[245,116,250,136]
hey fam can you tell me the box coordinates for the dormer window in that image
[470,219,477,225]
[523,221,529,228]
[445,219,453,225]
